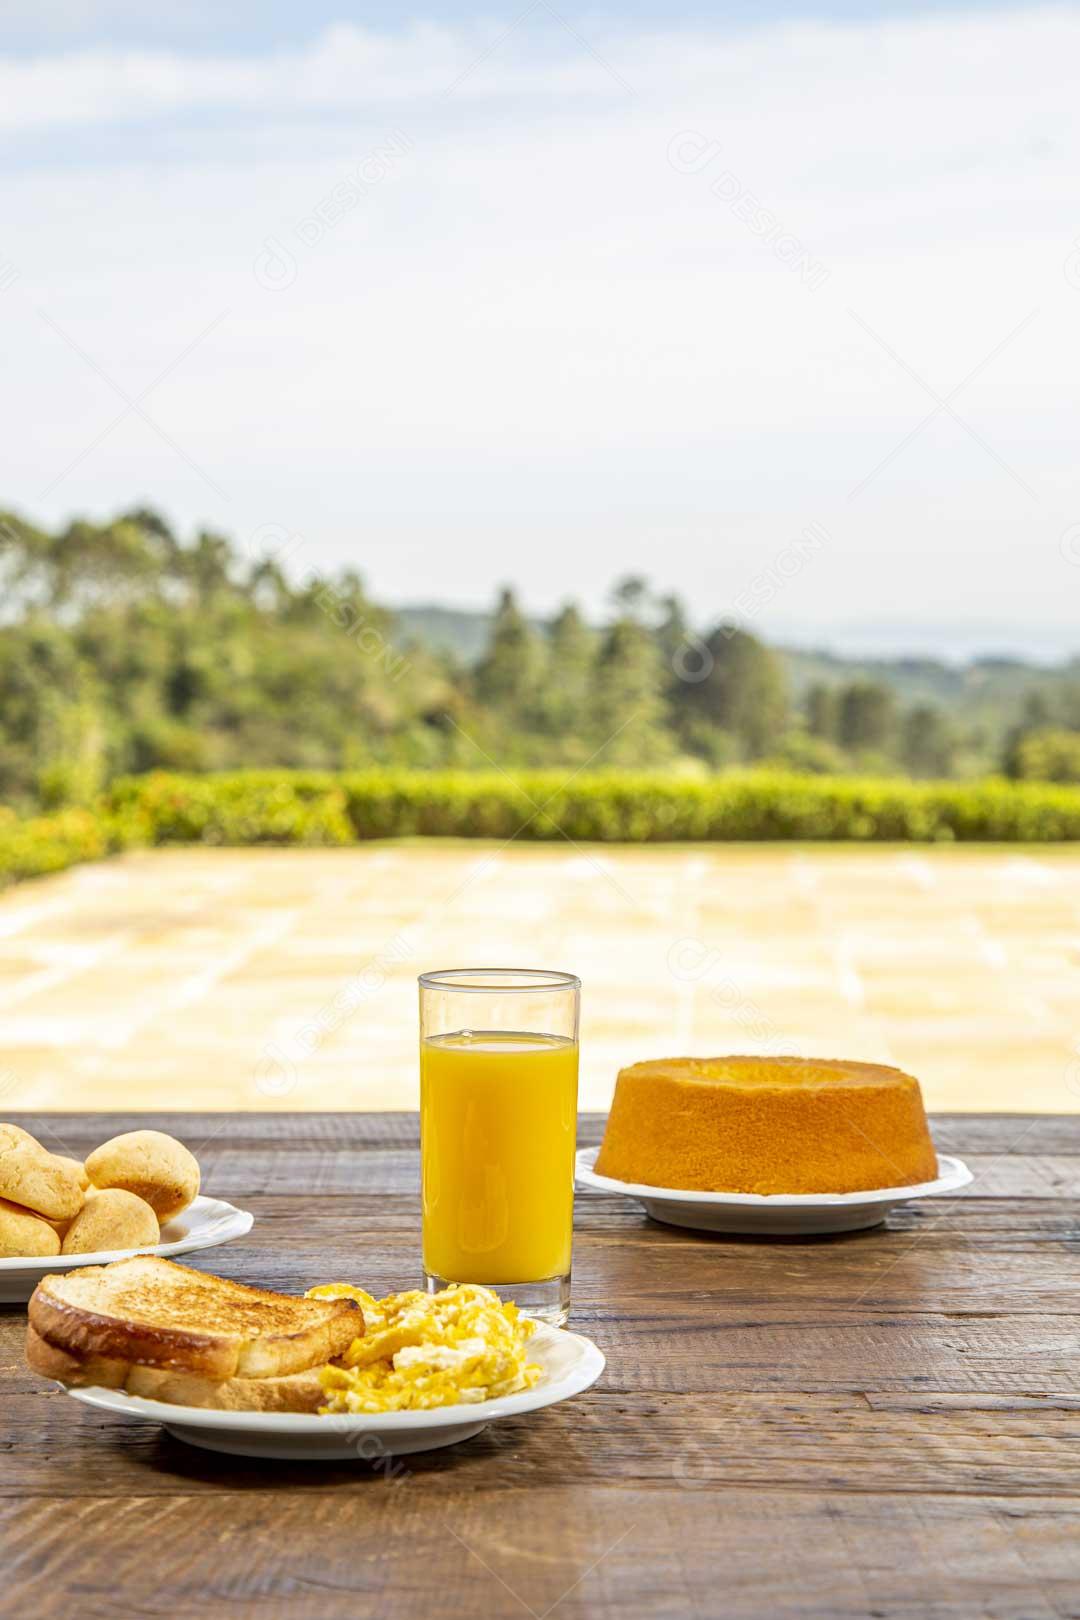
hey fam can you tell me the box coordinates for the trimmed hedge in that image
[113,768,1080,844]
[2,769,1079,891]
[107,771,354,847]
[0,805,139,891]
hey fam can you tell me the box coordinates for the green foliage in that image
[673,718,740,770]
[107,772,354,845]
[901,704,954,778]
[0,507,456,806]
[474,588,543,715]
[2,769,1078,892]
[764,731,850,775]
[678,624,789,758]
[838,680,897,752]
[0,507,1078,805]
[0,805,141,892]
[102,769,1080,845]
[535,604,595,742]
[805,682,840,741]
[1006,728,1080,783]
[592,617,675,765]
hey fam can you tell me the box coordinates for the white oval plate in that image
[0,1195,254,1302]
[576,1147,973,1235]
[64,1321,605,1460]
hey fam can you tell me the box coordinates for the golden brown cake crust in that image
[594,1055,938,1195]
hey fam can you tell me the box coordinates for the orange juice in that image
[421,1030,578,1284]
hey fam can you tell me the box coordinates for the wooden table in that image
[4,1112,1080,1619]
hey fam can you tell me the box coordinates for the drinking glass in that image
[419,968,580,1326]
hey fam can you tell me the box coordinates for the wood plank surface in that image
[3,1113,1080,1620]
[15,1111,1080,1154]
[3,1492,1079,1620]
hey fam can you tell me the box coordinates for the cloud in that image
[2,7,1078,646]
[3,7,1074,130]
[0,22,625,130]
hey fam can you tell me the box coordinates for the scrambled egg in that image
[307,1282,543,1413]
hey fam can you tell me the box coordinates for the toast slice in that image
[25,1324,328,1412]
[28,1255,362,1381]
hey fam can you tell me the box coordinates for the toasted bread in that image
[25,1324,328,1412]
[29,1255,362,1381]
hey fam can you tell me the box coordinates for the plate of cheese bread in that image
[0,1125,252,1300]
[577,1055,972,1234]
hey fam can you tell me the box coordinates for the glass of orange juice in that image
[419,968,580,1326]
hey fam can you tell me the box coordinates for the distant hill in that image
[392,605,516,665]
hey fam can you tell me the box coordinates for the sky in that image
[2,1,1078,660]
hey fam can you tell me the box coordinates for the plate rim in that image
[63,1321,606,1432]
[0,1193,254,1274]
[575,1146,974,1207]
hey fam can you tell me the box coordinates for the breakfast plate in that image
[0,1196,254,1303]
[63,1320,606,1459]
[575,1147,973,1235]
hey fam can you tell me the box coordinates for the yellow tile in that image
[4,843,1079,1111]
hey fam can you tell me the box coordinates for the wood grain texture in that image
[4,1492,1080,1620]
[16,1110,1080,1154]
[3,1112,1080,1620]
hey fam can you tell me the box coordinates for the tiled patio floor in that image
[1,843,1077,1112]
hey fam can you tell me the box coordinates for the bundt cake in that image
[594,1056,938,1195]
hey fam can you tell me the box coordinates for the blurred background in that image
[1,0,1077,1114]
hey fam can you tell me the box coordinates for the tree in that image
[0,621,106,803]
[1005,727,1080,782]
[591,615,672,765]
[1060,682,1080,731]
[47,516,168,612]
[677,623,788,758]
[474,588,544,718]
[0,510,51,617]
[537,603,594,739]
[769,730,848,774]
[1019,691,1055,731]
[186,531,234,606]
[118,507,177,547]
[0,503,1069,801]
[901,705,953,778]
[1001,690,1059,779]
[609,576,650,623]
[248,556,291,614]
[837,681,896,753]
[806,683,839,741]
[655,592,714,692]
